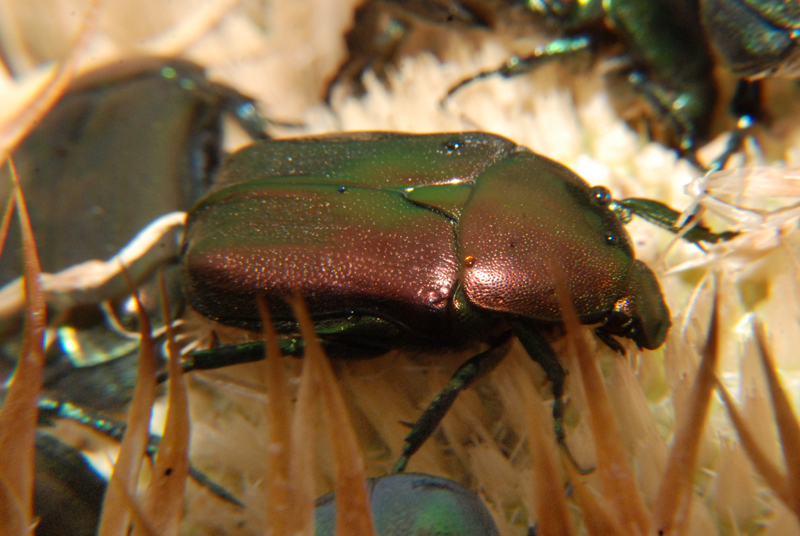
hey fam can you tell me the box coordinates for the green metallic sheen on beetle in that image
[315,473,501,536]
[182,131,668,354]
[181,131,671,471]
[701,0,800,78]
[336,0,715,155]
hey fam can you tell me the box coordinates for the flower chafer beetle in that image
[334,0,799,171]
[179,131,730,472]
[333,0,719,165]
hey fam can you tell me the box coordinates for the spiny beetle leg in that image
[178,341,270,379]
[175,335,392,382]
[707,80,762,173]
[174,314,407,380]
[595,328,627,355]
[37,398,243,507]
[173,338,308,380]
[211,81,271,140]
[445,35,592,101]
[626,69,705,159]
[510,321,589,472]
[392,331,513,473]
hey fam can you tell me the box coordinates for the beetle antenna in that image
[615,198,738,247]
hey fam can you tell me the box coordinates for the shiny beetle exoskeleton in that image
[334,0,717,162]
[315,472,501,536]
[180,131,675,471]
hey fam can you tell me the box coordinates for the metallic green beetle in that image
[458,0,716,156]
[315,473,501,536]
[180,131,672,471]
[334,0,716,159]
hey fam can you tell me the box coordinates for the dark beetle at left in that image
[0,57,267,410]
[177,130,724,471]
[0,56,270,534]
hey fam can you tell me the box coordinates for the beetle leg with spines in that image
[393,331,513,473]
[177,320,578,474]
[375,0,719,166]
[36,398,244,507]
[171,332,391,383]
[705,79,764,172]
[444,35,592,101]
[509,321,575,464]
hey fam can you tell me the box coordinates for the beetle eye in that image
[590,186,612,207]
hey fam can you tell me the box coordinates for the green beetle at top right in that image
[335,0,800,171]
[179,131,729,472]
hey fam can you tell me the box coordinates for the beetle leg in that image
[444,35,592,102]
[176,314,408,379]
[176,320,400,380]
[510,321,590,472]
[594,328,626,354]
[625,69,712,161]
[211,83,271,140]
[510,322,567,439]
[37,398,244,507]
[707,79,763,172]
[177,341,269,378]
[392,331,513,473]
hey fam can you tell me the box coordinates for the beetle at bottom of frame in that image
[178,131,721,472]
[315,473,501,536]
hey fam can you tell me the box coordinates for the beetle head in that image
[600,260,670,350]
